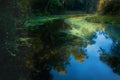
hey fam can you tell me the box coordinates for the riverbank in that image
[86,15,120,25]
[25,14,120,28]
[24,14,89,27]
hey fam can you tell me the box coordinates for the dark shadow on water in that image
[27,19,72,80]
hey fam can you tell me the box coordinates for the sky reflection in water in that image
[50,30,120,80]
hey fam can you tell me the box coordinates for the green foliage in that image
[17,0,31,16]
[48,0,63,14]
[31,0,64,15]
[65,0,84,10]
[31,0,44,15]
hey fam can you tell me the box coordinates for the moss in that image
[86,15,120,25]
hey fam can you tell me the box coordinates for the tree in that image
[102,0,120,15]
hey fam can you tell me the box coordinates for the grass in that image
[86,15,120,25]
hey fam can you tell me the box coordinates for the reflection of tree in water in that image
[100,42,120,75]
[30,47,70,80]
[104,25,120,41]
[70,45,87,62]
[28,19,69,47]
[27,19,87,80]
[27,20,70,80]
[99,25,120,75]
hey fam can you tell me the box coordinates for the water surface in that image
[28,17,120,80]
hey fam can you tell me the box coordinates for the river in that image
[27,16,120,80]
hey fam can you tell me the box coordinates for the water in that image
[26,17,120,80]
[50,30,120,80]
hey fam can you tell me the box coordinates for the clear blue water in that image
[50,29,120,80]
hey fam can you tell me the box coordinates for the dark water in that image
[26,19,120,80]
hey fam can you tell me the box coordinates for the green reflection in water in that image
[64,16,104,40]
